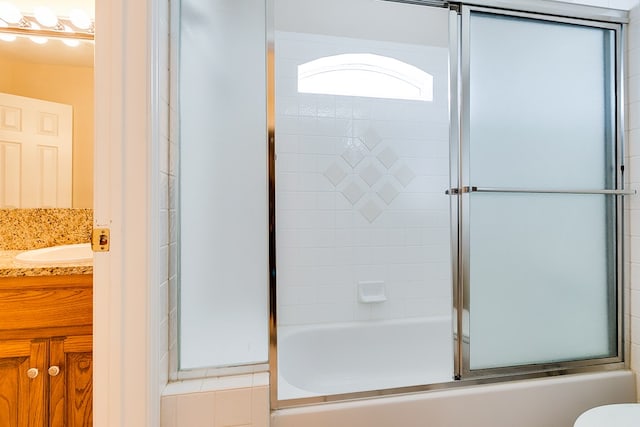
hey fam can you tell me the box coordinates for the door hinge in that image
[91,228,110,252]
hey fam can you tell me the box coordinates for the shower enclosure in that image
[271,0,628,405]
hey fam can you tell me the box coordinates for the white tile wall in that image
[162,0,640,426]
[275,31,452,326]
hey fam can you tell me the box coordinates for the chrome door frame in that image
[457,4,627,379]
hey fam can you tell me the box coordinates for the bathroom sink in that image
[14,243,93,264]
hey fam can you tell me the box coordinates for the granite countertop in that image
[0,250,93,278]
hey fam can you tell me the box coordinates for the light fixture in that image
[0,2,94,45]
[0,1,22,24]
[28,21,47,44]
[69,9,91,30]
[62,25,79,47]
[34,6,58,28]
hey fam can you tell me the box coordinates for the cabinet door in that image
[0,340,47,427]
[49,336,92,427]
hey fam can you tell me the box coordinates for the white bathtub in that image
[277,316,454,399]
[274,318,636,427]
[273,370,636,427]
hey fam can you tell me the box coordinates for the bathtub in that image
[273,318,636,427]
[277,316,454,399]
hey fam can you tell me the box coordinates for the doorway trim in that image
[93,0,163,425]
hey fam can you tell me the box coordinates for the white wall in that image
[160,1,640,426]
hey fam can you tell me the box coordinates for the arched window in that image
[297,53,433,101]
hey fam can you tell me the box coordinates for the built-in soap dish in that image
[358,281,387,303]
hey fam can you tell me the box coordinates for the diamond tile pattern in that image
[377,181,400,205]
[359,200,383,223]
[341,141,366,168]
[394,163,416,187]
[342,181,365,205]
[377,147,399,169]
[319,125,415,222]
[361,127,381,151]
[324,162,347,186]
[359,162,383,187]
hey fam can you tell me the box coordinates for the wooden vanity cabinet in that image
[0,275,92,427]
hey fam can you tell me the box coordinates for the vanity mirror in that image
[0,1,94,208]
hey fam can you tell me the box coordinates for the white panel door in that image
[0,92,72,208]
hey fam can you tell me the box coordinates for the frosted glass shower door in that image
[463,9,622,372]
[179,0,269,369]
[274,0,454,400]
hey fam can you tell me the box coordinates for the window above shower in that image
[297,53,434,101]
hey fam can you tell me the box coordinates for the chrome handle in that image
[27,368,39,379]
[48,366,60,377]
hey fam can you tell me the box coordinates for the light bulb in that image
[28,22,47,45]
[62,25,79,47]
[69,9,91,30]
[34,6,57,28]
[0,1,22,24]
[63,38,79,47]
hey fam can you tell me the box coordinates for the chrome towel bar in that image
[445,187,636,195]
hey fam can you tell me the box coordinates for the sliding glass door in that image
[270,1,627,407]
[273,0,455,400]
[460,7,624,374]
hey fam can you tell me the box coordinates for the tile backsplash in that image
[0,208,92,250]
